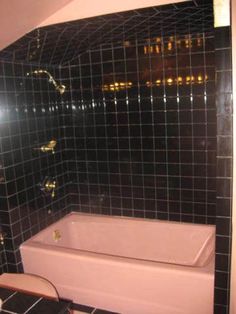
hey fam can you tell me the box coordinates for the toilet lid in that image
[0,273,58,300]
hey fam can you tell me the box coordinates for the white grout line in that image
[2,291,18,305]
[23,297,43,314]
[1,310,17,314]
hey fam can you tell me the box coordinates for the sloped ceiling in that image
[0,0,214,66]
[38,0,188,27]
[0,0,186,51]
[0,0,73,50]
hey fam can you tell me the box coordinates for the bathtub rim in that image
[20,237,214,277]
[26,211,216,238]
[20,211,215,271]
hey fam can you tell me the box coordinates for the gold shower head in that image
[56,84,66,95]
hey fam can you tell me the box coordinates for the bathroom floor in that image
[74,311,117,314]
[72,303,120,314]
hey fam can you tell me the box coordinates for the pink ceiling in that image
[39,0,187,27]
[0,0,73,50]
[0,0,187,51]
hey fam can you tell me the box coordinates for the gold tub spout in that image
[53,230,61,242]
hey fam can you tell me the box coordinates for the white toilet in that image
[0,273,59,300]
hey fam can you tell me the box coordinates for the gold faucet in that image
[40,177,57,198]
[53,230,61,242]
[34,140,57,154]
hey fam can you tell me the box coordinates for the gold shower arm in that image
[26,69,66,94]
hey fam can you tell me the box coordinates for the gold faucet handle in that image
[48,180,56,198]
[35,140,57,154]
[45,179,56,189]
[40,176,57,199]
[47,140,57,149]
[41,177,57,198]
[0,232,6,245]
[43,140,56,153]
[51,180,56,198]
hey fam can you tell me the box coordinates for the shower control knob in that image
[40,176,57,198]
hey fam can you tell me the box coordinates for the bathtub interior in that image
[24,212,215,267]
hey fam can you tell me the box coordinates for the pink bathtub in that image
[20,212,215,314]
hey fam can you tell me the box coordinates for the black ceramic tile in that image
[217,136,232,156]
[0,60,71,270]
[0,287,70,314]
[216,217,231,236]
[214,304,228,314]
[215,288,228,306]
[215,49,232,71]
[215,235,231,255]
[214,27,233,314]
[216,198,231,217]
[72,303,95,312]
[26,298,70,314]
[216,178,231,198]
[217,115,232,136]
[215,27,231,49]
[216,71,232,94]
[0,287,15,301]
[2,292,39,313]
[215,253,229,272]
[94,310,120,314]
[215,271,229,290]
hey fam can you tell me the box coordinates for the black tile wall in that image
[0,158,8,274]
[214,26,233,314]
[65,31,217,224]
[0,246,7,274]
[0,60,71,272]
[60,9,232,314]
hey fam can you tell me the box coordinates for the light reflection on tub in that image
[20,212,215,314]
